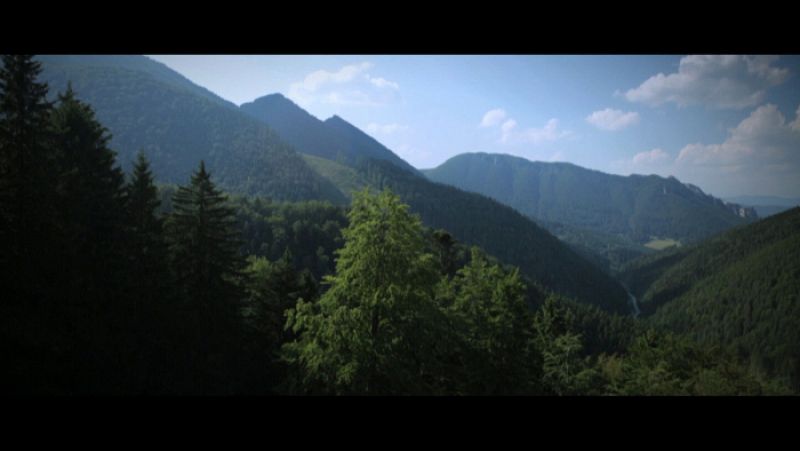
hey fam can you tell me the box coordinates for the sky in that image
[149,55,800,199]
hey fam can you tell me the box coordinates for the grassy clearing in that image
[644,238,681,250]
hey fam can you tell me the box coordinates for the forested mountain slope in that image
[425,152,756,244]
[36,55,346,203]
[620,208,800,389]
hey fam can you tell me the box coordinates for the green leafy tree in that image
[437,247,539,394]
[282,188,449,395]
[599,330,775,396]
[244,249,318,349]
[534,297,601,395]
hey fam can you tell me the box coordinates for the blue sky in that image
[149,55,800,199]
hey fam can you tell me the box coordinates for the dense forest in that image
[620,208,800,390]
[1,55,796,396]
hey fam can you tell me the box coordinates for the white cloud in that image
[625,55,789,109]
[502,118,570,145]
[670,103,800,197]
[586,108,640,131]
[501,119,517,134]
[480,108,507,127]
[288,62,399,107]
[481,108,570,146]
[608,104,800,197]
[368,76,399,90]
[366,123,409,135]
[677,104,799,167]
[633,148,670,165]
[292,62,372,94]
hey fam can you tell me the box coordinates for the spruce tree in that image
[166,160,244,392]
[48,84,129,392]
[124,151,173,392]
[0,56,63,393]
[0,55,54,306]
[125,151,169,308]
[51,84,127,267]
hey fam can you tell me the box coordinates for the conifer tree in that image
[124,151,174,392]
[166,160,244,392]
[127,151,163,254]
[125,151,169,302]
[48,84,129,392]
[0,54,57,393]
[51,85,127,269]
[167,160,243,307]
[0,55,54,305]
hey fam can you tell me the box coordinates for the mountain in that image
[35,55,346,203]
[236,96,630,310]
[424,152,757,246]
[620,208,800,389]
[724,195,800,218]
[39,55,237,110]
[239,94,419,175]
[300,153,371,200]
[357,159,631,313]
[33,56,629,312]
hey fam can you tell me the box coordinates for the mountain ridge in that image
[36,55,347,203]
[240,93,419,175]
[424,152,756,244]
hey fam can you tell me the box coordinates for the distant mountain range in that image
[34,55,629,313]
[424,152,756,248]
[620,207,800,390]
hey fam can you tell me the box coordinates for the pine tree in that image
[168,160,243,306]
[48,84,129,393]
[0,55,55,306]
[125,151,168,299]
[127,151,163,255]
[165,160,244,392]
[124,151,173,392]
[51,84,127,269]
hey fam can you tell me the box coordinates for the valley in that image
[1,54,798,396]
